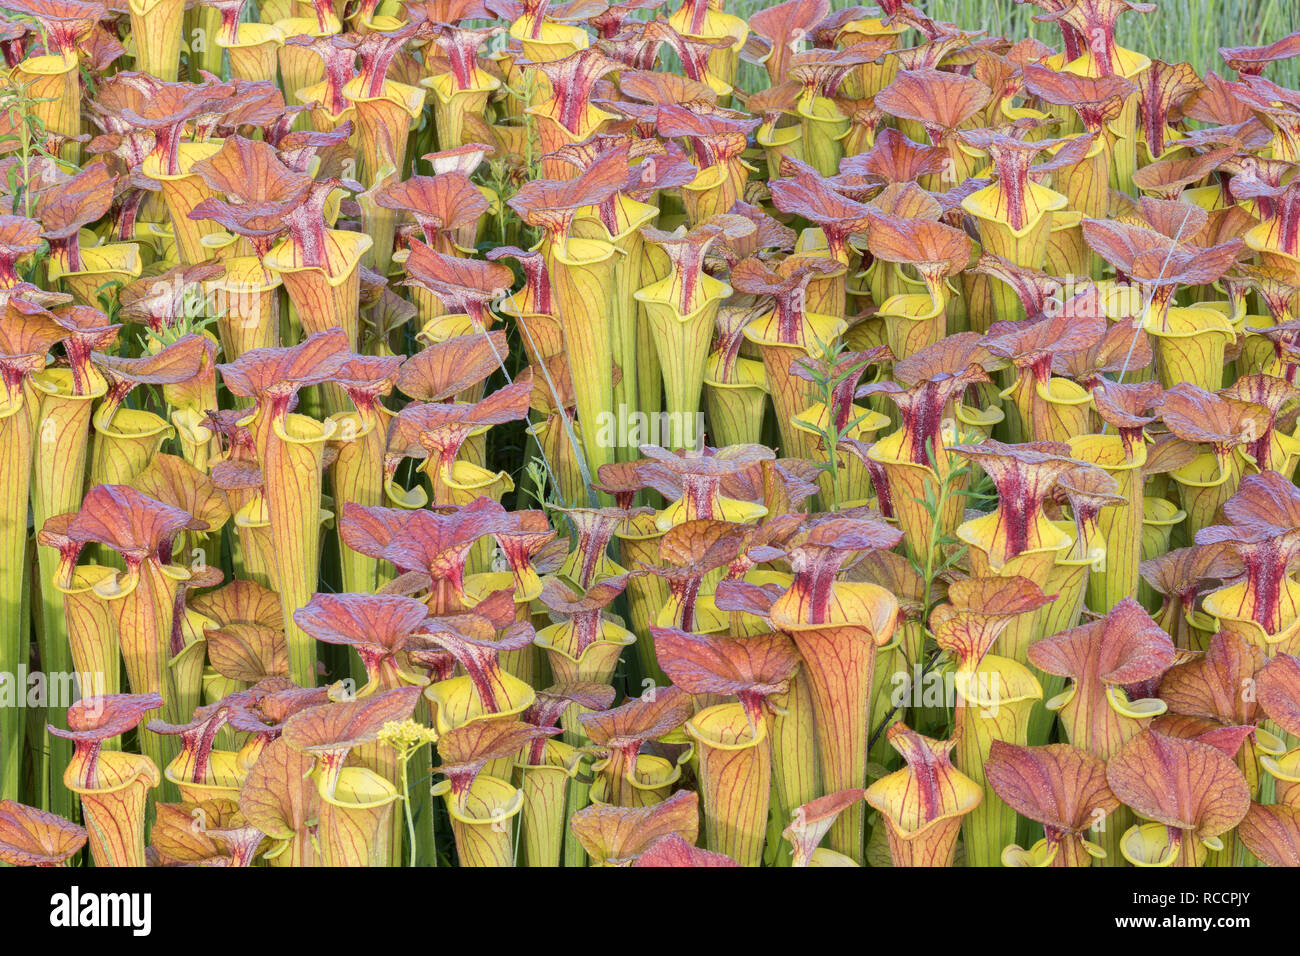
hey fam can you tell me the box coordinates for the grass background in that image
[728,0,1300,90]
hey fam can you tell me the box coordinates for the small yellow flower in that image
[378,718,439,758]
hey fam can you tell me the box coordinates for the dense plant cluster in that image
[1,0,1300,868]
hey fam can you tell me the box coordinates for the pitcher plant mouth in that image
[865,724,983,867]
[766,518,901,864]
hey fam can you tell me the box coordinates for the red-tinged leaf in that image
[237,737,320,848]
[0,298,66,386]
[1135,59,1204,159]
[970,254,1068,320]
[190,135,307,206]
[538,554,624,621]
[190,580,283,630]
[987,312,1107,380]
[66,484,195,565]
[119,265,222,333]
[722,201,796,255]
[0,801,87,866]
[226,679,330,738]
[569,789,699,865]
[1158,631,1261,726]
[378,498,510,595]
[773,515,901,624]
[894,332,998,386]
[402,240,513,324]
[633,833,739,867]
[1149,716,1256,760]
[1055,464,1123,531]
[656,518,752,570]
[579,685,694,766]
[875,68,992,137]
[730,255,841,341]
[656,103,759,163]
[1220,31,1300,75]
[218,328,353,401]
[1220,470,1300,536]
[48,693,164,786]
[619,71,718,112]
[35,161,115,241]
[1092,380,1163,440]
[713,579,781,618]
[866,211,972,278]
[1195,522,1300,639]
[748,0,828,61]
[858,339,992,466]
[281,686,423,770]
[593,464,648,511]
[0,216,45,283]
[524,683,618,759]
[867,182,944,221]
[507,147,631,236]
[768,173,873,258]
[931,576,1055,668]
[396,332,509,402]
[1140,545,1242,602]
[1105,729,1250,838]
[1028,599,1175,758]
[1082,219,1244,289]
[94,335,211,407]
[986,741,1119,833]
[1022,63,1133,130]
[1220,376,1300,470]
[131,454,230,535]
[840,127,949,184]
[147,704,231,777]
[1257,653,1300,738]
[205,624,290,683]
[435,719,559,795]
[1053,320,1152,391]
[1237,803,1300,867]
[787,43,884,97]
[783,789,866,867]
[151,799,264,866]
[338,503,416,562]
[294,593,429,664]
[334,355,402,408]
[651,627,799,724]
[1030,599,1174,686]
[1132,149,1234,198]
[388,380,532,468]
[49,692,164,741]
[0,0,105,53]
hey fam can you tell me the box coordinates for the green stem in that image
[400,754,417,867]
